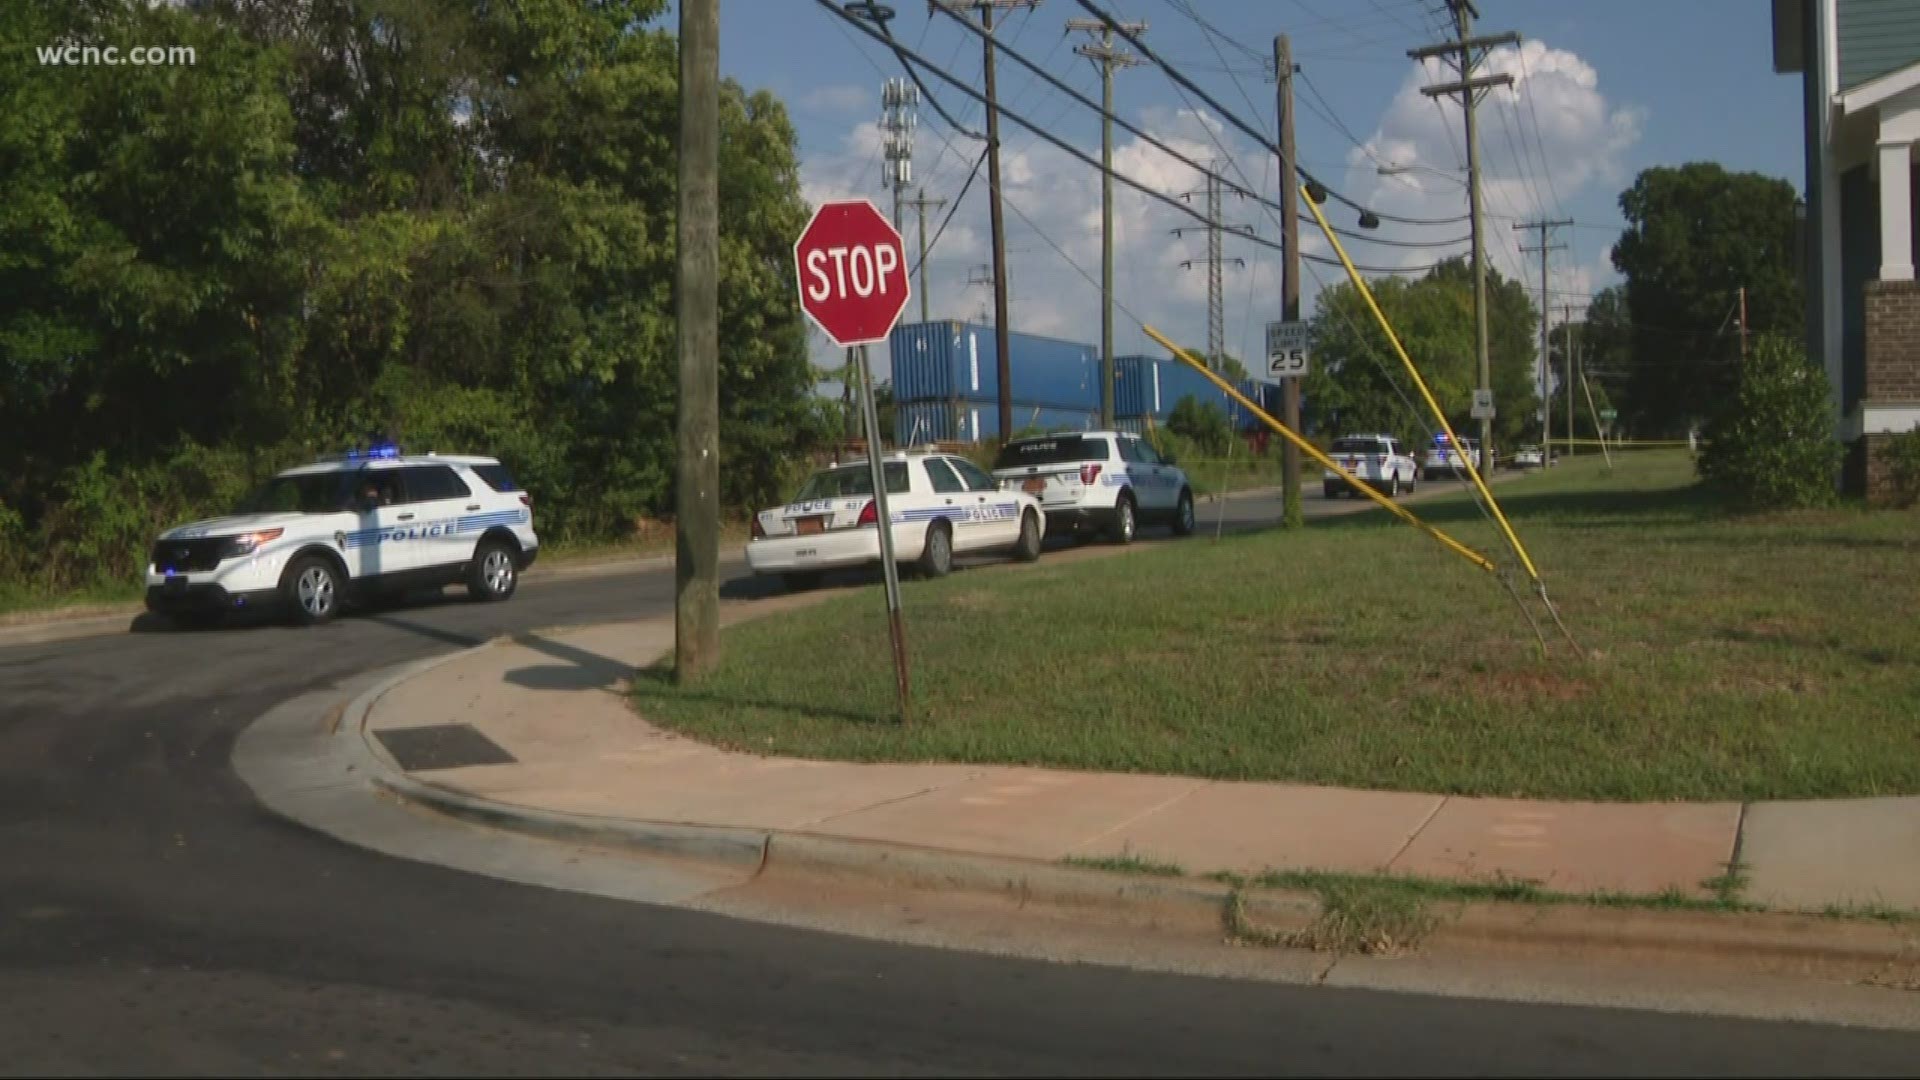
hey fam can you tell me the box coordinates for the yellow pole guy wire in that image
[1140,325,1497,575]
[1297,185,1542,583]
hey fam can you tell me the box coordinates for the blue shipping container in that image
[894,397,1098,445]
[889,321,1100,411]
[1115,354,1281,432]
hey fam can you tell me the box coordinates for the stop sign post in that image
[793,199,913,721]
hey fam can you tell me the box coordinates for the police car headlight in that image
[219,528,284,558]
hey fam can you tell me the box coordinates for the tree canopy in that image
[1301,257,1539,448]
[1,0,827,594]
[1610,162,1802,435]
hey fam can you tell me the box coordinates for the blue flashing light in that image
[344,443,401,460]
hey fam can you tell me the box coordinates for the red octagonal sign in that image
[793,199,912,347]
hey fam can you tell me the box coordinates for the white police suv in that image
[145,444,538,627]
[747,448,1044,590]
[989,430,1194,543]
[1323,433,1419,498]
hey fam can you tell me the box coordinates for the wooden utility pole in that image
[1414,1,1517,463]
[674,0,720,681]
[1516,218,1569,453]
[906,188,946,324]
[1067,15,1145,429]
[1564,302,1577,457]
[1738,285,1749,362]
[1275,33,1303,528]
[937,0,1040,440]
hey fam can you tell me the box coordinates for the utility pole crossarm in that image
[1407,32,1520,60]
[1419,73,1514,98]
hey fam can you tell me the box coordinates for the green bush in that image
[1166,396,1233,458]
[1875,427,1920,508]
[1697,335,1841,509]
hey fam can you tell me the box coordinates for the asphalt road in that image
[3,512,1918,1074]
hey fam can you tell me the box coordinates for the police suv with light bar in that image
[145,444,538,627]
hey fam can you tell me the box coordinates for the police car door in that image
[349,466,413,581]
[948,456,1021,549]
[396,464,474,574]
[1121,437,1170,513]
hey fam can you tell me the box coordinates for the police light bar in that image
[344,443,401,460]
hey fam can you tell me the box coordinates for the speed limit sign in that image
[1266,320,1310,379]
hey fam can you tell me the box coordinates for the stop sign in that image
[793,199,912,347]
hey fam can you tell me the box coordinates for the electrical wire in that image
[1074,0,1472,227]
[822,0,1448,274]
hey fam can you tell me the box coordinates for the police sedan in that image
[747,448,1045,591]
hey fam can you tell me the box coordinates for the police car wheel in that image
[1012,511,1042,562]
[283,557,340,626]
[467,540,519,602]
[1109,495,1136,545]
[1172,489,1195,536]
[1388,474,1401,497]
[918,521,953,578]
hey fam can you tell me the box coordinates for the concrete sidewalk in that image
[361,614,1920,912]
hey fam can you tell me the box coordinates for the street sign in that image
[792,199,912,720]
[793,199,912,347]
[1470,388,1495,420]
[1265,320,1310,379]
[1600,408,1618,421]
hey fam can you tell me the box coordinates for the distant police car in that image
[1421,433,1483,481]
[989,431,1194,544]
[145,444,538,627]
[747,448,1044,590]
[1324,433,1419,498]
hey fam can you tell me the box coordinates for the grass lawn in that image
[635,449,1920,802]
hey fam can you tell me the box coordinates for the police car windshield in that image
[993,436,1110,469]
[1331,438,1388,454]
[234,473,354,514]
[793,462,909,501]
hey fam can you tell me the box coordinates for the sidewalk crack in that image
[1384,795,1448,872]
[1067,780,1208,853]
[790,771,986,829]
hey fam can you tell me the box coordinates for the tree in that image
[1697,334,1839,508]
[1302,257,1538,448]
[1166,395,1233,457]
[1611,163,1803,435]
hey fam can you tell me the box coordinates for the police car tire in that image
[1013,511,1042,562]
[282,556,340,626]
[1388,474,1401,497]
[918,521,954,578]
[1109,495,1136,545]
[467,539,519,602]
[1172,489,1195,536]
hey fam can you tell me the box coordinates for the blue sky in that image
[668,0,1802,382]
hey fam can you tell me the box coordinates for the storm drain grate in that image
[374,723,517,772]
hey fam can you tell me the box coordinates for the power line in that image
[927,0,1464,251]
[1074,0,1471,227]
[825,0,1448,276]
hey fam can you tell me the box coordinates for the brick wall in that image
[1853,283,1920,502]
[1864,280,1920,403]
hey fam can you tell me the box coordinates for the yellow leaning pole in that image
[1297,186,1543,585]
[1140,325,1497,576]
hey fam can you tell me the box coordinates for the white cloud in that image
[799,84,872,114]
[1341,39,1640,321]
